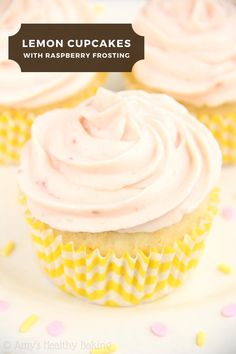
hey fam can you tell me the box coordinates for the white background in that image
[0,1,236,354]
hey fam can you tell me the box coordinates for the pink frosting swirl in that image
[0,0,96,108]
[18,89,222,233]
[133,0,236,106]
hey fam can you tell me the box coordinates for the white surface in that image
[0,166,236,354]
[0,1,236,354]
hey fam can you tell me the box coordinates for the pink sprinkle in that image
[0,300,9,311]
[47,321,64,336]
[221,304,236,318]
[221,207,236,221]
[151,322,168,337]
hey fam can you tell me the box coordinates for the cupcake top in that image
[0,0,95,109]
[133,0,236,107]
[18,88,222,233]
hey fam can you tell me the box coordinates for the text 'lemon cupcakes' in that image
[19,88,221,306]
[0,0,106,164]
[125,0,236,164]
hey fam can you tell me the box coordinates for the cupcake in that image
[0,0,106,164]
[18,88,221,306]
[125,0,236,163]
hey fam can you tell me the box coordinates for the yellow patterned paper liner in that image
[187,106,236,164]
[124,73,236,164]
[21,188,219,307]
[0,73,107,165]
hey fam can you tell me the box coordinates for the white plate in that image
[0,1,236,353]
[0,165,236,354]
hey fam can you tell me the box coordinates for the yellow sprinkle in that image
[91,343,117,354]
[0,240,15,256]
[19,314,39,333]
[18,193,27,205]
[196,331,206,347]
[218,264,232,275]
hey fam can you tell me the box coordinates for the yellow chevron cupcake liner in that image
[0,73,107,165]
[21,188,219,307]
[186,105,236,164]
[124,73,236,164]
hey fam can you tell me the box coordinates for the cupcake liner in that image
[21,188,219,306]
[0,73,107,164]
[0,110,34,164]
[187,108,236,164]
[124,73,236,164]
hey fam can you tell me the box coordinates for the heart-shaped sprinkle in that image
[221,304,236,318]
[0,300,9,311]
[151,322,168,337]
[221,207,236,221]
[47,321,64,336]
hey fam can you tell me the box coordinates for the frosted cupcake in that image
[19,88,221,306]
[0,0,106,164]
[125,0,236,163]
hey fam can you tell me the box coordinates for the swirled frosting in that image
[133,0,236,107]
[0,0,96,108]
[18,88,222,233]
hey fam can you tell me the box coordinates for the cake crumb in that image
[92,210,101,215]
